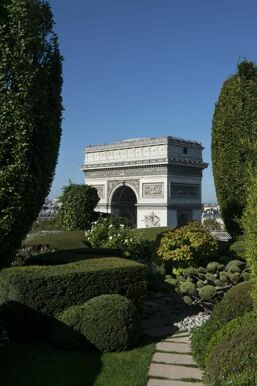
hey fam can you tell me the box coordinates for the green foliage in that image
[50,295,141,352]
[203,218,223,231]
[206,261,224,272]
[242,167,257,306]
[167,260,249,310]
[198,285,216,300]
[56,184,99,231]
[0,257,146,339]
[226,259,244,273]
[31,219,60,232]
[212,60,257,234]
[191,281,253,368]
[157,222,218,272]
[230,239,246,259]
[86,216,151,260]
[0,0,63,267]
[205,312,257,385]
[25,230,87,250]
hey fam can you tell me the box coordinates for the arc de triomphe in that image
[81,136,208,228]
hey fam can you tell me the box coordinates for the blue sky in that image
[48,0,257,202]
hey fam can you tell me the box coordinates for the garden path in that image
[146,332,204,386]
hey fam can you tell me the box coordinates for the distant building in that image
[201,203,225,230]
[38,198,61,219]
[81,136,208,228]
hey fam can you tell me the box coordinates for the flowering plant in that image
[86,216,151,260]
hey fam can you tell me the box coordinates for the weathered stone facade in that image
[81,136,208,228]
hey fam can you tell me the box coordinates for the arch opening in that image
[111,185,137,227]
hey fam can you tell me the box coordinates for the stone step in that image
[152,352,196,366]
[156,342,191,354]
[170,333,190,338]
[148,363,203,381]
[165,337,190,344]
[147,378,204,386]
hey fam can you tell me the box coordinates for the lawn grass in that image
[0,340,154,386]
[135,226,172,242]
[25,230,87,249]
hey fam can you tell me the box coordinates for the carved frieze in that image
[142,183,164,198]
[85,165,168,179]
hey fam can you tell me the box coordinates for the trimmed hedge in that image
[24,248,123,266]
[49,294,141,352]
[0,258,146,339]
[205,312,257,385]
[191,281,253,368]
[212,60,257,234]
[242,167,257,306]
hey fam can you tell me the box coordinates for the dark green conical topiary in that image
[0,0,63,267]
[212,60,257,235]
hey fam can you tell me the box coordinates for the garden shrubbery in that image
[190,281,253,368]
[0,257,146,339]
[86,216,151,260]
[166,260,250,309]
[157,222,218,274]
[56,184,99,231]
[205,312,257,386]
[50,294,141,352]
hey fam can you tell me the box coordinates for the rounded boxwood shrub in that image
[205,312,257,385]
[49,294,141,352]
[191,281,253,368]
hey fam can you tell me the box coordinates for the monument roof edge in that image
[84,136,203,151]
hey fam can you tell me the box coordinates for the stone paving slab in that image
[170,333,189,338]
[165,337,190,344]
[152,352,196,366]
[147,379,204,386]
[149,363,203,381]
[156,342,191,353]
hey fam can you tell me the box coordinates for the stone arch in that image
[110,184,137,227]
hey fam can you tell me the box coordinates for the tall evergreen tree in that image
[212,61,257,235]
[0,0,63,267]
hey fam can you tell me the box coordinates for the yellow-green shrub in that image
[157,222,218,272]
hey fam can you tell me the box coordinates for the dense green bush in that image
[157,222,218,274]
[0,0,63,267]
[212,60,257,234]
[191,281,253,368]
[242,167,257,306]
[50,294,141,352]
[165,260,249,310]
[56,184,99,231]
[205,312,257,385]
[86,216,151,260]
[0,258,146,339]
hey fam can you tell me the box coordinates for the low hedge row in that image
[0,257,146,339]
[24,248,123,265]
